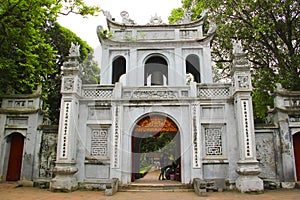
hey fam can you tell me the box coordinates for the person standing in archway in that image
[158,153,169,180]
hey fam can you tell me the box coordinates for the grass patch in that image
[140,165,153,178]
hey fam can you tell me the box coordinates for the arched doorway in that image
[131,114,181,182]
[293,132,300,181]
[6,132,25,181]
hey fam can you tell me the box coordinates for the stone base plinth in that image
[236,175,264,193]
[50,175,78,192]
[281,182,295,189]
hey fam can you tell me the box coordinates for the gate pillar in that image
[50,43,82,192]
[231,41,264,193]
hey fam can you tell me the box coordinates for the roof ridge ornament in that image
[149,13,164,25]
[207,21,217,35]
[175,10,192,24]
[103,10,112,20]
[120,11,135,25]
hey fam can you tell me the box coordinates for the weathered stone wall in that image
[255,127,279,181]
[38,125,58,179]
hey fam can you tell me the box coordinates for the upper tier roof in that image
[97,10,216,44]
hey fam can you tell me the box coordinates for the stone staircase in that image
[119,183,194,192]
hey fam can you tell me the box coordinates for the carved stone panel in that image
[39,133,57,178]
[91,129,108,157]
[63,77,74,91]
[255,133,277,179]
[205,128,223,156]
[237,75,250,89]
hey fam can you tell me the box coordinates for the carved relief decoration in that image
[103,10,112,20]
[237,75,250,89]
[233,54,249,66]
[63,77,74,91]
[39,133,57,178]
[149,14,163,25]
[120,11,135,25]
[255,133,276,179]
[91,129,108,157]
[175,10,192,24]
[134,114,178,133]
[205,128,222,156]
[132,90,178,99]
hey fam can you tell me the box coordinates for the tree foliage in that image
[169,0,300,121]
[0,0,100,123]
[45,23,99,124]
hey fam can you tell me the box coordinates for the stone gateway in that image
[0,10,299,194]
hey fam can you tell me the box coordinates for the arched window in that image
[186,54,200,83]
[112,56,126,84]
[144,56,168,86]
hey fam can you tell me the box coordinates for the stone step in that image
[119,183,194,192]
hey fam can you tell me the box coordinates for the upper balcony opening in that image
[186,54,201,83]
[144,56,168,86]
[112,56,126,84]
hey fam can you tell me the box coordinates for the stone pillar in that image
[50,43,82,192]
[231,41,263,193]
[272,84,296,188]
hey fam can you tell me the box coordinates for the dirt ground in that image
[0,181,299,200]
[1,170,299,200]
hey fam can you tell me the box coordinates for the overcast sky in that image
[57,0,182,49]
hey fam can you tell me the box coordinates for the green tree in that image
[170,0,300,121]
[45,23,99,124]
[82,52,100,84]
[0,0,100,124]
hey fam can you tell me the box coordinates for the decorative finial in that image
[233,40,243,54]
[69,42,80,57]
[149,13,163,25]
